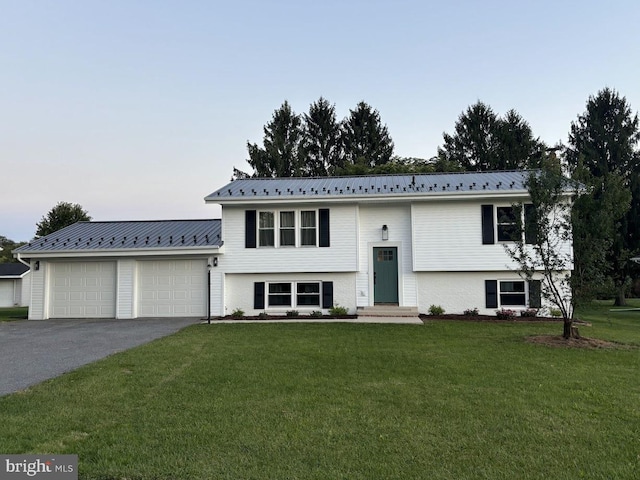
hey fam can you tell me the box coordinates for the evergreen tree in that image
[246,101,303,177]
[300,97,342,176]
[438,102,545,171]
[340,101,394,168]
[566,88,640,305]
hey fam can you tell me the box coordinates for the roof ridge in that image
[231,170,534,181]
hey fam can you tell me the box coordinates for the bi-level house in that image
[14,171,573,320]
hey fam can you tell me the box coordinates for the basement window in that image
[499,281,526,306]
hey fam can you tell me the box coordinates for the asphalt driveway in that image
[0,318,199,396]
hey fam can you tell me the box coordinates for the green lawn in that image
[0,306,28,322]
[0,304,639,479]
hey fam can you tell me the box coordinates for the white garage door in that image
[137,260,207,317]
[50,262,116,318]
[0,280,15,307]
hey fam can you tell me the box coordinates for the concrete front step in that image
[357,306,420,317]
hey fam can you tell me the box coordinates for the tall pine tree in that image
[246,101,303,177]
[566,88,640,305]
[438,102,544,171]
[340,101,394,168]
[300,97,342,176]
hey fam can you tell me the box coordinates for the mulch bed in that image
[216,315,359,321]
[526,335,628,349]
[421,313,583,323]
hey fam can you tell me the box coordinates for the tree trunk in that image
[614,285,627,307]
[563,319,572,339]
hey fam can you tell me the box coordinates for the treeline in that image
[238,89,640,305]
[235,98,547,178]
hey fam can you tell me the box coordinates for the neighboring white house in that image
[14,171,574,320]
[0,263,31,307]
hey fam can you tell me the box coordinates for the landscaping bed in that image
[422,313,565,322]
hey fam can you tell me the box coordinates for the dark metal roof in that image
[0,263,29,277]
[205,171,531,202]
[14,219,222,253]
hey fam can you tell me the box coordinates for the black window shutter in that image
[481,205,495,245]
[528,280,542,308]
[485,280,498,308]
[319,209,330,247]
[254,282,265,309]
[524,204,538,245]
[245,210,256,248]
[322,281,334,309]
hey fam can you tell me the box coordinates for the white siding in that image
[28,262,46,320]
[412,200,502,271]
[225,272,356,317]
[416,271,558,316]
[222,204,358,273]
[410,200,572,271]
[356,203,417,307]
[210,266,224,317]
[19,272,31,307]
[117,259,136,319]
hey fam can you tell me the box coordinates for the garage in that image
[49,261,116,318]
[137,259,207,317]
[0,281,15,307]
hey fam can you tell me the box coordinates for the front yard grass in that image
[0,304,639,479]
[0,306,28,322]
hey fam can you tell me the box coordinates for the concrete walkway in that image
[0,317,198,396]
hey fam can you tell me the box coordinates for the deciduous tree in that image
[504,158,577,338]
[35,202,91,238]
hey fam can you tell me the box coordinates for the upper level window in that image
[300,211,317,246]
[496,206,518,242]
[247,208,328,249]
[259,212,275,247]
[280,211,295,246]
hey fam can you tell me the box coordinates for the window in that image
[268,283,292,306]
[279,211,295,246]
[266,282,321,308]
[300,211,317,246]
[499,281,526,306]
[296,283,320,306]
[259,212,275,246]
[248,208,328,249]
[496,206,518,242]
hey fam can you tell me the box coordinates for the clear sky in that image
[1,0,638,242]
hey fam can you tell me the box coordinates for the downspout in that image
[15,252,31,269]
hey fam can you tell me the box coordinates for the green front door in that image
[373,247,399,304]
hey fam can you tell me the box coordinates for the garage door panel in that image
[50,262,116,318]
[137,260,206,317]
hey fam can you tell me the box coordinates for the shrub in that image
[550,308,562,318]
[428,305,445,316]
[310,310,323,318]
[231,308,245,319]
[496,308,517,320]
[286,310,299,317]
[520,308,538,318]
[329,304,349,317]
[463,307,479,316]
[258,312,270,320]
